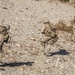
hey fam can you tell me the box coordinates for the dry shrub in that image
[54,20,74,34]
[59,0,69,2]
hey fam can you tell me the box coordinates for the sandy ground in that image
[0,0,75,75]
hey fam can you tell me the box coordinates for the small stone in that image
[15,44,20,47]
[45,59,50,63]
[3,7,8,9]
[15,17,18,20]
[28,36,36,41]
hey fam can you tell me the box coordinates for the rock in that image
[15,44,20,47]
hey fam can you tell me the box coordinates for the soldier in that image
[0,25,10,52]
[40,22,58,55]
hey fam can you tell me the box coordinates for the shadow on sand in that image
[0,62,34,67]
[47,49,70,56]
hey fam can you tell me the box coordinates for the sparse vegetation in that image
[0,0,75,75]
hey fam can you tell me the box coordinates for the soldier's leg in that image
[3,34,9,43]
[0,41,3,52]
[44,44,51,56]
[40,37,51,48]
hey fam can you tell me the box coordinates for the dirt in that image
[0,0,75,75]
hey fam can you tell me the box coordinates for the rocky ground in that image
[0,0,75,75]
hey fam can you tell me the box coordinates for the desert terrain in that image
[0,0,75,75]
